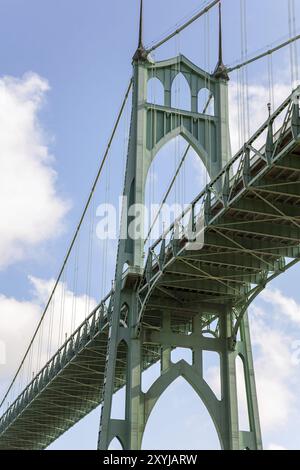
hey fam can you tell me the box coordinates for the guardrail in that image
[136,87,300,330]
[150,88,298,260]
[1,87,300,434]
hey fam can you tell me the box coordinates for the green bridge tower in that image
[98,1,262,450]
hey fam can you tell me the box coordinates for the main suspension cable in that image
[0,77,133,409]
[145,0,220,54]
[227,31,300,73]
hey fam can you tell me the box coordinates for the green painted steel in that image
[1,82,300,449]
[2,2,300,451]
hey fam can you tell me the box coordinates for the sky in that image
[1,0,300,450]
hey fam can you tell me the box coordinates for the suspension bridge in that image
[1,0,300,450]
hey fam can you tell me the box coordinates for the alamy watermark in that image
[95,197,205,251]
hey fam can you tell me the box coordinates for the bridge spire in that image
[133,0,148,62]
[214,2,229,80]
[138,0,144,48]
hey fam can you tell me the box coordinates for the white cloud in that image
[260,287,300,325]
[0,293,41,388]
[28,274,97,343]
[228,81,292,155]
[225,67,300,443]
[202,288,300,439]
[0,276,97,403]
[0,72,70,269]
[250,302,298,431]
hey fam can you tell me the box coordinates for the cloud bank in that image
[0,72,70,269]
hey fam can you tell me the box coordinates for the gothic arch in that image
[108,435,124,450]
[236,353,250,431]
[171,72,191,111]
[110,340,128,421]
[147,77,165,106]
[198,88,215,115]
[116,332,129,348]
[143,360,223,448]
[148,126,210,178]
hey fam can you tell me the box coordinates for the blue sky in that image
[1,0,300,450]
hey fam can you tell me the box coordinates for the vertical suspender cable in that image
[204,13,208,185]
[0,78,133,410]
[240,0,246,145]
[152,55,157,233]
[71,234,79,333]
[292,0,299,83]
[242,0,250,139]
[148,64,153,232]
[58,268,66,348]
[207,10,212,183]
[289,0,295,88]
[47,295,55,361]
[237,70,242,149]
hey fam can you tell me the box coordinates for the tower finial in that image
[214,1,229,80]
[138,0,144,48]
[133,0,148,62]
[218,2,223,65]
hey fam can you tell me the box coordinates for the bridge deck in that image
[1,96,300,449]
[139,140,300,333]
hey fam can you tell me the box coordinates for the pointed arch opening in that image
[108,437,123,450]
[198,88,215,116]
[142,377,221,449]
[236,355,250,431]
[171,73,191,111]
[203,351,221,400]
[144,136,209,249]
[202,317,219,338]
[142,361,161,393]
[111,340,127,420]
[171,347,193,365]
[147,77,164,106]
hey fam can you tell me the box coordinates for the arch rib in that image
[143,360,223,448]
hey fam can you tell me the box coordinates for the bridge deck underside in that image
[1,135,300,450]
[141,141,300,327]
[0,331,109,450]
